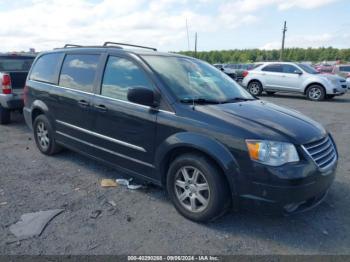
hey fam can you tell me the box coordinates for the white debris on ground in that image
[9,209,64,240]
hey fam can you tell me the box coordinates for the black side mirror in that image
[127,87,158,107]
[294,70,303,75]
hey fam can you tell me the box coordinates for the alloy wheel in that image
[249,83,260,95]
[309,87,322,100]
[36,121,50,151]
[174,166,210,213]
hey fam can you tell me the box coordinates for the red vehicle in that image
[314,64,334,74]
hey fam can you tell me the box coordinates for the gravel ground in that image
[0,93,350,255]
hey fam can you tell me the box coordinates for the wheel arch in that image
[31,100,50,123]
[304,82,326,94]
[247,79,264,89]
[155,132,239,198]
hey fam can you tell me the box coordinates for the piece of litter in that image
[9,209,64,240]
[322,230,329,236]
[116,178,143,190]
[0,202,7,206]
[128,184,142,190]
[116,179,130,186]
[100,179,117,188]
[90,210,102,219]
[107,200,117,207]
[74,188,80,191]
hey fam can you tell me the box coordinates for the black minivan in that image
[23,43,338,221]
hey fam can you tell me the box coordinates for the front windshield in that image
[297,63,319,74]
[142,55,254,102]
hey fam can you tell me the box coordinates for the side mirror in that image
[127,87,158,107]
[294,70,303,75]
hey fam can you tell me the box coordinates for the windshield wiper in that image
[179,98,222,104]
[221,97,257,103]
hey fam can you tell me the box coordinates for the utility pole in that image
[280,21,287,61]
[194,32,198,58]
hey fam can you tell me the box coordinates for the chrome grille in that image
[303,136,337,170]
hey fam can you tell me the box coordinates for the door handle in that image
[78,100,89,107]
[94,104,108,112]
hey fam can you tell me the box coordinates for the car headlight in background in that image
[246,140,299,166]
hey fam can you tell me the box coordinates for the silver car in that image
[242,62,348,101]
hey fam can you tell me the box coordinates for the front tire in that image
[33,114,62,155]
[306,85,325,101]
[166,153,231,222]
[0,105,11,125]
[248,81,263,96]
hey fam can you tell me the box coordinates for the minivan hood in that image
[197,100,327,145]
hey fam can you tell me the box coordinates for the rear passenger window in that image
[262,64,283,73]
[101,56,152,101]
[59,54,99,93]
[30,53,62,84]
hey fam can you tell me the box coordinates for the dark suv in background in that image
[24,43,338,221]
[0,53,35,124]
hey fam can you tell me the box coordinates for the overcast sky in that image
[0,0,348,52]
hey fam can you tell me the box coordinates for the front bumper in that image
[238,158,337,214]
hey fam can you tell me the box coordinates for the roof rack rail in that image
[103,42,157,51]
[64,44,83,48]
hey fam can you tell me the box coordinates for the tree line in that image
[177,47,350,64]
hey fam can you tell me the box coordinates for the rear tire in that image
[306,85,325,101]
[248,81,263,96]
[0,105,11,125]
[166,153,231,222]
[33,114,62,155]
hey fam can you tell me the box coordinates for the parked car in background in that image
[0,53,35,124]
[332,64,350,83]
[24,43,337,221]
[314,63,334,74]
[222,63,256,81]
[242,62,347,101]
[213,63,224,71]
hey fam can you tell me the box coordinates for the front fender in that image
[155,132,240,196]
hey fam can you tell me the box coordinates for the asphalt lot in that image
[0,93,350,255]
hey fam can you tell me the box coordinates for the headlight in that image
[246,140,299,166]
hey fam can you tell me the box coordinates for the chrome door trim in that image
[56,120,147,152]
[94,94,176,115]
[56,131,154,168]
[29,80,176,115]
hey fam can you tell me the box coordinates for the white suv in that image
[242,62,348,101]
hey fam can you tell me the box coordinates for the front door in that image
[280,64,304,92]
[91,55,157,179]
